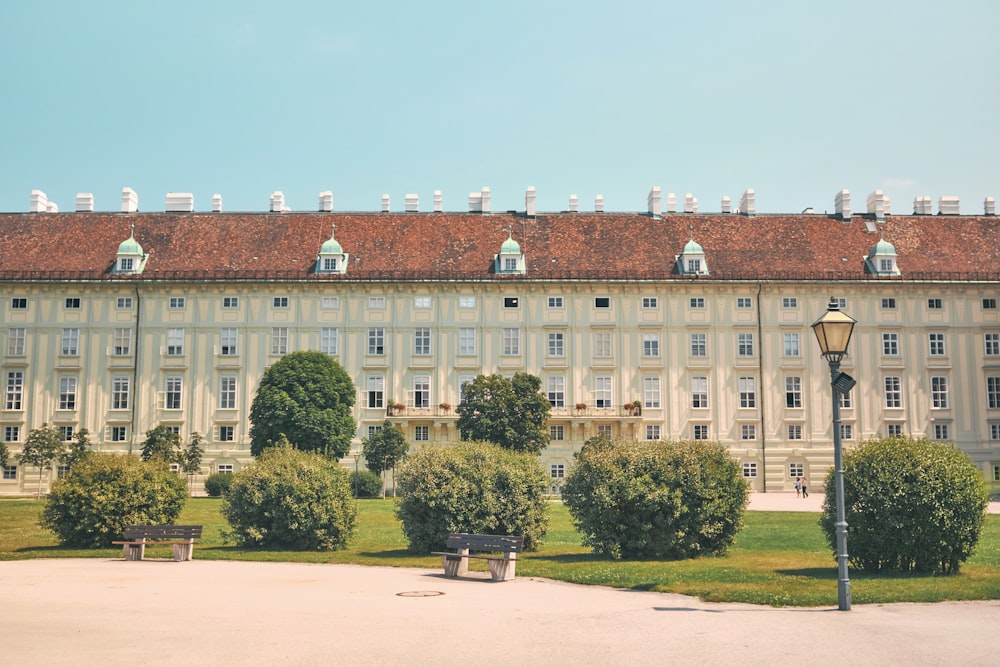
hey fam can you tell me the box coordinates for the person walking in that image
[794,477,801,498]
[801,477,808,498]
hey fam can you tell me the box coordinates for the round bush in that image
[562,439,749,559]
[204,472,234,497]
[222,445,357,550]
[350,470,384,498]
[820,436,989,574]
[41,453,186,548]
[395,441,549,552]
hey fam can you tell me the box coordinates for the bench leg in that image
[172,542,194,562]
[441,555,461,577]
[488,553,517,581]
[123,542,145,561]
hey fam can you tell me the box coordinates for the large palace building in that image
[2,186,999,496]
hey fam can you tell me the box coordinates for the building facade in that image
[2,188,999,496]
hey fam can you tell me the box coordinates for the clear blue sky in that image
[2,1,997,215]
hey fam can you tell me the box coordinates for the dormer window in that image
[687,258,702,274]
[322,257,339,272]
[316,224,348,275]
[676,233,708,275]
[120,258,133,272]
[113,224,148,275]
[865,231,901,276]
[495,230,526,275]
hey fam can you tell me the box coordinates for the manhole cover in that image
[396,591,445,597]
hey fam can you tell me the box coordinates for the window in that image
[787,424,802,440]
[839,390,852,409]
[119,258,133,272]
[643,376,661,408]
[840,423,854,440]
[11,297,27,310]
[785,377,802,408]
[881,297,896,309]
[879,258,894,272]
[783,332,800,357]
[594,376,612,409]
[65,297,81,309]
[737,297,752,309]
[687,259,702,273]
[459,296,475,309]
[1,465,16,480]
[547,377,565,408]
[368,296,385,309]
[691,376,708,408]
[597,425,613,438]
[884,376,902,408]
[413,376,430,409]
[7,328,25,356]
[116,297,133,309]
[217,464,234,474]
[741,424,757,440]
[366,376,384,409]
[502,328,520,355]
[642,333,659,358]
[166,328,185,356]
[414,328,431,355]
[788,462,804,478]
[320,328,338,355]
[593,332,612,358]
[367,425,383,438]
[503,257,518,272]
[113,328,132,356]
[5,371,24,410]
[547,332,565,357]
[931,376,949,408]
[61,328,79,356]
[690,333,706,357]
[642,297,658,309]
[983,298,997,310]
[739,377,757,408]
[882,332,899,356]
[219,377,237,409]
[742,462,758,478]
[321,296,339,309]
[692,424,709,440]
[3,425,20,443]
[367,328,385,355]
[267,327,288,355]
[111,377,130,410]
[689,297,705,309]
[927,298,943,310]
[782,297,798,309]
[58,377,77,410]
[414,425,429,442]
[928,333,946,356]
[594,297,610,309]
[458,328,476,355]
[994,465,1000,481]
[272,296,288,308]
[165,377,182,410]
[504,297,520,309]
[414,296,431,309]
[223,296,239,309]
[547,296,564,308]
[986,334,1000,357]
[887,424,903,437]
[58,426,75,442]
[168,297,185,309]
[738,333,754,357]
[550,425,564,441]
[322,257,339,272]
[835,297,848,309]
[646,425,661,440]
[111,426,128,442]
[988,377,1000,409]
[934,423,950,440]
[218,426,235,442]
[220,328,238,356]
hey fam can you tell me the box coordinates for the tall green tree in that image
[61,428,92,469]
[182,432,205,489]
[0,440,9,469]
[249,350,356,459]
[456,372,550,454]
[19,424,66,497]
[141,425,182,464]
[362,420,409,497]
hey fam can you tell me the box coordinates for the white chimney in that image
[913,195,932,215]
[480,187,491,213]
[721,195,731,214]
[739,188,756,216]
[270,191,288,212]
[568,194,579,212]
[433,190,443,212]
[212,194,223,212]
[46,201,58,213]
[165,192,194,212]
[121,187,139,213]
[594,194,605,213]
[666,192,677,213]
[647,186,662,216]
[986,196,996,216]
[468,192,482,213]
[405,193,419,212]
[76,193,94,212]
[29,190,49,213]
[835,189,851,220]
[381,194,390,213]
[525,186,536,216]
[318,191,334,212]
[683,194,698,213]
[938,196,960,215]
[866,190,890,220]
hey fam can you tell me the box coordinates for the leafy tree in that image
[19,424,66,497]
[351,470,385,498]
[249,350,356,459]
[0,440,8,469]
[182,432,205,486]
[820,436,990,575]
[456,372,550,454]
[61,428,92,469]
[141,425,182,464]
[362,420,409,497]
[204,472,234,497]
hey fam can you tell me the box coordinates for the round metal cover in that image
[396,590,445,597]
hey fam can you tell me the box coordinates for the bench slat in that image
[445,533,524,553]
[121,525,202,540]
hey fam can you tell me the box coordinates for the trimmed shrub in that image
[204,472,234,497]
[820,436,990,574]
[395,441,549,552]
[351,470,384,498]
[562,439,750,559]
[222,445,357,550]
[41,453,186,548]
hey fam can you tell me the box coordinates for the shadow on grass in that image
[778,567,941,581]
[358,549,422,560]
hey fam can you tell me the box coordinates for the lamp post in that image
[811,297,857,611]
[353,450,360,499]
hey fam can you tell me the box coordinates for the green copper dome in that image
[118,235,143,256]
[320,236,343,255]
[870,238,897,256]
[683,239,704,254]
[501,236,521,255]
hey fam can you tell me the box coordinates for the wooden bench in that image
[112,525,203,562]
[431,533,524,582]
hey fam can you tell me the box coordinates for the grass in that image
[2,496,998,607]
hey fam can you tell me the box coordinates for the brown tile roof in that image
[0,211,998,282]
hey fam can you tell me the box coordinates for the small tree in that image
[141,425,182,464]
[61,428,92,469]
[182,432,205,490]
[456,372,550,454]
[362,420,409,497]
[19,424,66,497]
[0,440,9,469]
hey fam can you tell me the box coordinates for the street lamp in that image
[811,296,857,611]
[353,450,360,499]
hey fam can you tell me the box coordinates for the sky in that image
[1,1,997,215]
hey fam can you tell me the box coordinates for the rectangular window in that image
[788,462,804,478]
[271,327,288,355]
[116,297,133,309]
[366,376,384,409]
[741,424,757,440]
[458,328,476,356]
[320,327,338,355]
[11,297,27,310]
[550,425,564,441]
[785,377,802,408]
[414,425,429,442]
[881,297,896,309]
[504,297,520,309]
[642,333,660,358]
[219,377,237,409]
[111,377,130,410]
[887,423,903,437]
[739,377,757,409]
[547,296,564,308]
[59,377,78,410]
[414,296,431,309]
[689,297,705,309]
[550,464,566,479]
[983,298,997,310]
[168,297,185,309]
[503,257,518,272]
[783,332,800,357]
[993,425,1000,440]
[502,328,520,355]
[368,296,386,309]
[594,376,612,409]
[691,376,708,408]
[994,465,1000,481]
[459,375,474,403]
[165,377,183,410]
[273,296,288,308]
[687,259,701,273]
[782,297,798,309]
[880,258,894,272]
[988,377,1000,409]
[594,297,610,309]
[884,376,902,408]
[413,376,430,409]
[743,462,758,478]
[5,371,24,410]
[642,297,658,309]
[927,298,943,310]
[737,297,752,309]
[7,328,26,356]
[882,332,899,356]
[3,426,19,442]
[934,423,950,440]
[931,376,949,408]
[167,328,185,356]
[2,465,16,479]
[65,297,81,309]
[693,424,709,440]
[223,296,239,309]
[596,425,613,439]
[215,463,234,474]
[113,328,132,356]
[321,296,339,309]
[547,332,565,357]
[593,331,612,358]
[690,333,707,357]
[928,333,946,356]
[58,426,75,442]
[835,297,848,309]
[646,425,661,440]
[61,328,79,356]
[459,297,475,309]
[220,328,238,356]
[547,376,565,408]
[787,424,802,440]
[839,390,853,409]
[738,333,754,357]
[367,425,383,438]
[322,257,339,272]
[986,333,1000,357]
[218,426,235,442]
[110,426,128,442]
[643,376,661,408]
[414,328,431,355]
[840,423,854,440]
[367,328,384,355]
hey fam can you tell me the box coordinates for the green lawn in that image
[2,497,998,607]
